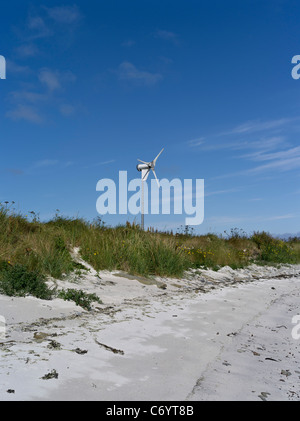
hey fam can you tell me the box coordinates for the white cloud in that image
[45,5,82,24]
[246,155,300,174]
[28,15,46,31]
[9,90,47,103]
[27,15,51,39]
[6,59,31,75]
[6,69,77,125]
[266,213,298,221]
[59,104,75,116]
[15,44,39,58]
[154,29,180,45]
[118,61,163,86]
[205,188,241,197]
[224,118,294,135]
[207,213,298,225]
[244,145,300,162]
[190,135,287,153]
[121,40,136,47]
[188,116,297,152]
[38,69,61,91]
[34,159,59,168]
[15,5,82,45]
[6,104,43,124]
[83,160,116,169]
[38,68,76,91]
[187,137,206,147]
[189,116,300,178]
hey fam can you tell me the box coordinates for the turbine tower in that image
[136,148,164,230]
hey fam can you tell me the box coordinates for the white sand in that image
[0,262,300,401]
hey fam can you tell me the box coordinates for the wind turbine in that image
[136,148,164,230]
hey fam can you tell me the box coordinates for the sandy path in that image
[0,265,300,401]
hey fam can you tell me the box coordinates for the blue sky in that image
[0,0,300,235]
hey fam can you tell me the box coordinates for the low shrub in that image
[0,264,53,300]
[57,288,102,311]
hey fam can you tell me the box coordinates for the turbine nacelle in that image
[136,148,164,186]
[136,163,150,171]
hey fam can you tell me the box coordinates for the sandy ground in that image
[0,257,300,401]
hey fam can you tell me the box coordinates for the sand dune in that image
[0,263,300,401]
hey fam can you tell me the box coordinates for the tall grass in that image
[0,204,299,291]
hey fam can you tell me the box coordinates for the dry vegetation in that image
[0,203,299,300]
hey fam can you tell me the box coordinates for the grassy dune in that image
[0,204,299,299]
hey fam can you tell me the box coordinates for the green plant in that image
[57,288,102,311]
[251,231,298,264]
[260,240,297,263]
[0,264,53,299]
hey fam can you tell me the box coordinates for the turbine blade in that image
[153,148,164,166]
[142,169,150,180]
[138,159,148,164]
[152,169,160,187]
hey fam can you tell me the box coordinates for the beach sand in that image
[0,261,300,401]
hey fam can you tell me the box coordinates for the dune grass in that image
[0,204,299,300]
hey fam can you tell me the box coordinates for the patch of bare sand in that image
[0,258,300,401]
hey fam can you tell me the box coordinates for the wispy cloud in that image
[121,40,136,48]
[246,154,300,174]
[38,68,76,92]
[242,145,300,162]
[6,159,77,178]
[207,212,299,226]
[189,135,287,153]
[38,68,61,91]
[6,5,81,125]
[21,158,114,173]
[238,143,300,174]
[6,104,44,124]
[83,160,116,169]
[59,104,76,117]
[13,4,83,47]
[189,116,300,178]
[26,15,52,40]
[205,188,241,197]
[6,67,77,124]
[44,5,82,24]
[266,213,298,221]
[213,151,300,179]
[15,43,39,58]
[224,118,294,135]
[34,159,59,168]
[117,61,163,86]
[187,137,206,147]
[6,168,25,176]
[6,59,31,75]
[188,117,297,152]
[8,89,47,104]
[154,29,180,45]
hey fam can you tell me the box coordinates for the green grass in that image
[0,203,299,301]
